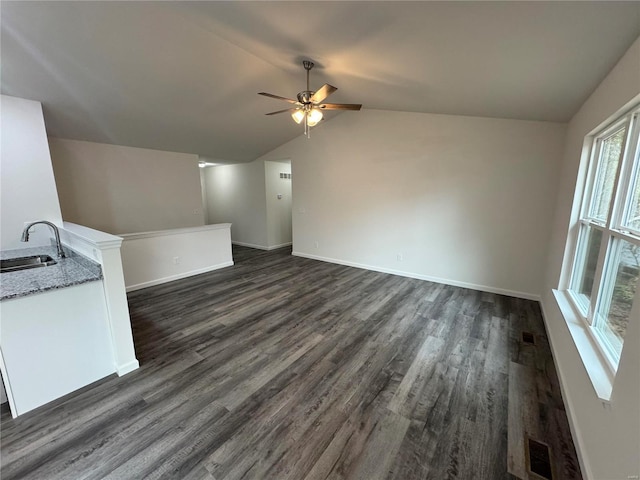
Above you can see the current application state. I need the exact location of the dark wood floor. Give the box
[1,245,581,480]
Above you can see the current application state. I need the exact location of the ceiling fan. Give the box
[259,60,362,137]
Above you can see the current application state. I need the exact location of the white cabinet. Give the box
[0,281,115,417]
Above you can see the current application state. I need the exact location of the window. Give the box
[567,105,640,371]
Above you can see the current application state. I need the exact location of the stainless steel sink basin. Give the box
[0,255,57,273]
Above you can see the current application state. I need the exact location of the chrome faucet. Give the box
[21,221,67,258]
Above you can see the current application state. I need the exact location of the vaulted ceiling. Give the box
[2,1,639,162]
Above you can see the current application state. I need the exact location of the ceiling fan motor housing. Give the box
[297,91,313,105]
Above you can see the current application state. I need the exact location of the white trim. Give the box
[539,297,594,480]
[62,222,123,249]
[125,261,234,292]
[0,349,18,418]
[266,242,292,250]
[232,241,292,251]
[292,251,540,301]
[119,223,231,241]
[552,290,614,401]
[566,103,640,371]
[116,359,140,376]
[232,241,269,250]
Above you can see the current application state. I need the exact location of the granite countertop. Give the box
[0,246,103,301]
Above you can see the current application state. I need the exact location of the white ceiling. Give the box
[2,1,639,162]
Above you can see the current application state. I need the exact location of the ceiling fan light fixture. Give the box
[306,108,323,127]
[291,109,306,124]
[260,60,361,137]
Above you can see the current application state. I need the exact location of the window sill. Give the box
[552,289,615,402]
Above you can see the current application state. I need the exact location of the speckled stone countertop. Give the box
[0,246,103,301]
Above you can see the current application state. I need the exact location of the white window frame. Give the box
[566,104,640,374]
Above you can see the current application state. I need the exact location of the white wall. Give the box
[541,37,640,479]
[265,160,292,248]
[259,110,566,298]
[1,95,63,250]
[203,161,268,248]
[120,224,233,291]
[49,138,205,235]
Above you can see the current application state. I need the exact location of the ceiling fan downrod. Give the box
[303,60,314,93]
[303,61,314,138]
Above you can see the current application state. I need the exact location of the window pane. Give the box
[588,128,626,222]
[623,156,640,232]
[571,225,603,304]
[594,239,639,357]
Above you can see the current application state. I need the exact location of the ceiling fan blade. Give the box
[310,84,337,104]
[318,103,362,111]
[258,92,299,104]
[265,108,298,116]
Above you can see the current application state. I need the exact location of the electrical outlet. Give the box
[193,208,200,215]
[397,254,403,261]
[173,256,180,265]
[314,241,319,249]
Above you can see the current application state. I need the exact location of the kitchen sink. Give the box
[0,255,57,273]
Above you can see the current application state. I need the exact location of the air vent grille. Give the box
[522,331,536,345]
[527,437,553,479]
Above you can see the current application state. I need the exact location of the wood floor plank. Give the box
[507,361,540,479]
[304,398,391,480]
[349,408,411,480]
[217,333,325,410]
[387,335,445,418]
[386,362,459,480]
[0,245,582,480]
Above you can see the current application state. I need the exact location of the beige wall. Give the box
[265,160,292,248]
[202,159,292,249]
[540,36,640,479]
[49,139,204,234]
[203,161,268,248]
[259,110,566,298]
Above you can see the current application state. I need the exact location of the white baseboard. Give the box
[116,359,140,376]
[292,251,540,301]
[232,241,291,251]
[538,299,593,480]
[267,242,292,250]
[125,261,234,292]
[232,241,269,250]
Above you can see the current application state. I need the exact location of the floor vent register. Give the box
[521,331,536,345]
[526,437,553,480]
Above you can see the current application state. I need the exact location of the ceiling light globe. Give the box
[306,108,323,127]
[291,110,305,124]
